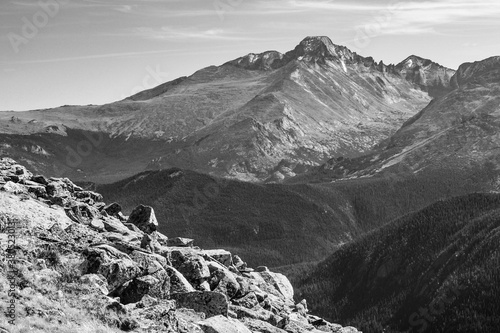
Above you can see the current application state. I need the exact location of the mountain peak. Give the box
[394,54,456,97]
[397,55,434,69]
[288,36,355,63]
[226,36,356,70]
[299,36,336,50]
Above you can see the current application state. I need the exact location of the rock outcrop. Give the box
[0,157,361,333]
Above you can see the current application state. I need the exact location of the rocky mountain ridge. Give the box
[0,36,454,183]
[0,157,361,333]
[301,55,500,185]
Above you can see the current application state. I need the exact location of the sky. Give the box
[1,0,499,111]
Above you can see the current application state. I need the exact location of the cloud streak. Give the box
[364,0,500,36]
[132,26,264,41]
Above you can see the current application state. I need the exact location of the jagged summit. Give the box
[227,36,358,70]
[294,36,338,56]
[397,54,430,68]
[286,36,355,63]
[396,54,450,71]
[393,54,456,97]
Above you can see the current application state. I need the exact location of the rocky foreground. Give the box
[0,157,360,333]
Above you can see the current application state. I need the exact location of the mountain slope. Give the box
[0,36,454,183]
[297,193,500,333]
[298,56,500,187]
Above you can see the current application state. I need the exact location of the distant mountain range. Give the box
[0,36,455,183]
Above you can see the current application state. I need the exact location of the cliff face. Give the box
[0,157,360,333]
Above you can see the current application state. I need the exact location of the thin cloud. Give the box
[133,27,262,41]
[2,49,188,65]
[352,0,500,36]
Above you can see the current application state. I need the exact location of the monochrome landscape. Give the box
[1,1,499,332]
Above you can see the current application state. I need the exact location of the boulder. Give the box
[20,179,42,187]
[90,219,106,232]
[295,299,308,316]
[151,231,169,246]
[172,291,229,318]
[48,223,72,243]
[64,223,105,246]
[241,318,287,333]
[171,250,210,286]
[288,312,309,325]
[74,190,103,202]
[127,205,158,234]
[80,273,109,295]
[123,222,143,233]
[0,159,33,182]
[167,237,194,247]
[135,294,160,308]
[258,271,294,301]
[203,249,233,267]
[101,232,129,243]
[46,180,72,200]
[26,185,47,198]
[102,217,132,235]
[166,266,196,294]
[102,202,122,216]
[232,292,259,309]
[283,319,316,333]
[308,316,343,332]
[1,181,27,194]
[65,202,100,225]
[230,305,282,326]
[129,250,169,272]
[207,261,240,299]
[233,255,248,271]
[339,327,362,333]
[198,315,252,333]
[140,233,161,253]
[31,175,49,185]
[81,245,141,291]
[115,275,169,304]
